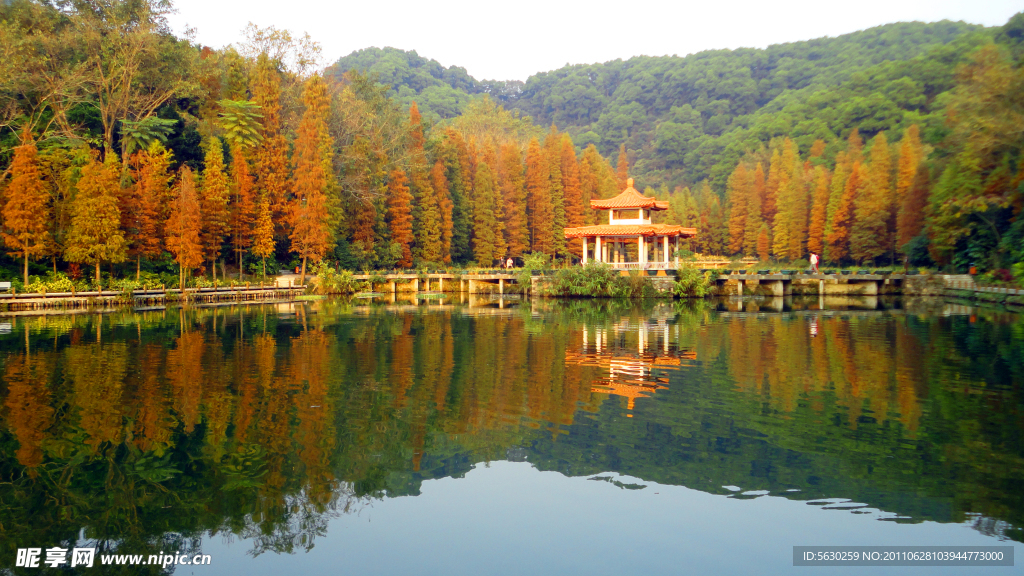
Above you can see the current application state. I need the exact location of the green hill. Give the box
[329,20,993,192]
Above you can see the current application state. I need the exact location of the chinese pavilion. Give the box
[564,178,697,269]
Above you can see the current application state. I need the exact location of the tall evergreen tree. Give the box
[616,143,629,189]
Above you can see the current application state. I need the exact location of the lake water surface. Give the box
[1,296,1022,574]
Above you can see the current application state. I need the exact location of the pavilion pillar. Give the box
[638,236,646,267]
[596,236,602,262]
[663,236,669,264]
[674,236,680,267]
[582,237,588,264]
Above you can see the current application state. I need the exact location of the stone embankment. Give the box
[0,284,306,314]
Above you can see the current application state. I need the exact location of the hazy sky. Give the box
[166,0,1022,81]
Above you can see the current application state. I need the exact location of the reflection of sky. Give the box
[203,461,1020,575]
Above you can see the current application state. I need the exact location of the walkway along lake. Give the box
[0,297,1020,574]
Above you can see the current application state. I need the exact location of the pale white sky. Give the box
[167,0,1022,81]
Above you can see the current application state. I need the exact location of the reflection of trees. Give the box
[0,302,1022,556]
[66,342,129,449]
[2,352,54,469]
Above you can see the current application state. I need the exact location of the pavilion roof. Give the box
[564,224,697,239]
[590,178,669,210]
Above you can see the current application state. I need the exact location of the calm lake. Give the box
[1,296,1022,575]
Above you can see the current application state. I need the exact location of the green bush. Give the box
[310,261,362,294]
[673,267,712,298]
[513,252,551,294]
[548,263,660,298]
[549,262,620,297]
[610,270,658,298]
[25,272,80,293]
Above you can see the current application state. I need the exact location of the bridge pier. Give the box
[499,278,504,295]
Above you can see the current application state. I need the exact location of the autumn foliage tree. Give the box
[165,167,203,288]
[230,143,256,274]
[121,142,167,280]
[289,74,336,285]
[200,138,231,279]
[2,131,51,286]
[525,138,552,255]
[386,168,414,267]
[726,163,750,255]
[65,156,127,284]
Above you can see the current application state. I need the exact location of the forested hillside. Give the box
[331,21,983,190]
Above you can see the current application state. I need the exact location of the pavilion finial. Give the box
[627,177,634,189]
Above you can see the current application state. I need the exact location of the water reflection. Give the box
[0,298,1021,568]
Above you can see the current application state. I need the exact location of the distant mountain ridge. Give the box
[329,19,1001,191]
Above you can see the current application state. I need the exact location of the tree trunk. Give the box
[137,254,141,281]
[95,262,101,285]
[300,256,307,286]
[262,258,266,280]
[23,253,29,289]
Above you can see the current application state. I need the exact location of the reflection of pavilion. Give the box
[567,320,695,415]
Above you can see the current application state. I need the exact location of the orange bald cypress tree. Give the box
[387,168,414,268]
[431,160,453,263]
[472,162,499,265]
[408,103,441,263]
[200,138,231,280]
[851,133,891,264]
[806,166,831,256]
[165,167,203,288]
[825,161,864,263]
[561,136,584,228]
[525,137,553,254]
[251,196,274,279]
[616,143,629,189]
[2,131,51,287]
[544,130,567,259]
[896,125,924,249]
[756,224,771,262]
[764,147,782,227]
[122,143,166,280]
[230,143,256,275]
[743,163,765,256]
[290,74,335,285]
[65,156,127,284]
[726,163,750,255]
[252,54,290,235]
[498,142,528,258]
[578,146,602,226]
